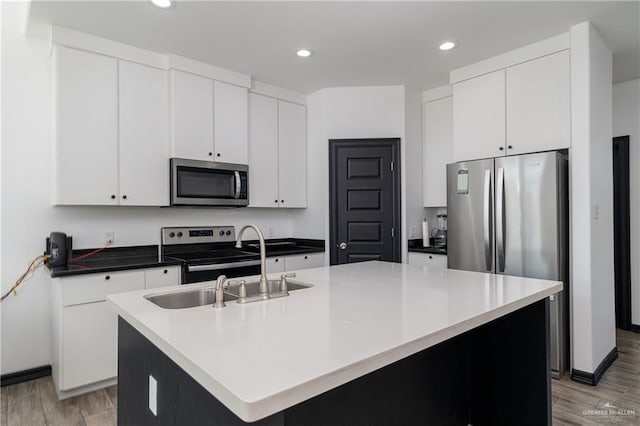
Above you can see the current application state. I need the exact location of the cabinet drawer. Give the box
[408,252,448,268]
[145,266,181,289]
[285,253,325,271]
[61,270,145,306]
[266,257,285,275]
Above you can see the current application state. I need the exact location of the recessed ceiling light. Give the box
[296,49,313,58]
[150,0,174,9]
[439,41,456,51]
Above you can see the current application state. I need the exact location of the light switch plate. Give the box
[149,375,157,416]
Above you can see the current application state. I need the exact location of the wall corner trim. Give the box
[570,346,618,386]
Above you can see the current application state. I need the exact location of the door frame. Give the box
[328,138,402,265]
[612,135,634,331]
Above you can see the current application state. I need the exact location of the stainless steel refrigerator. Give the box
[447,151,569,378]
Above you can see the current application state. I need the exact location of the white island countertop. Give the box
[108,261,562,422]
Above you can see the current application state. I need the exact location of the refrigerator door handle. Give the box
[496,167,505,272]
[483,169,492,271]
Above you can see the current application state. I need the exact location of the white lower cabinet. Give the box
[284,253,325,271]
[266,257,286,275]
[265,253,325,276]
[51,267,180,396]
[407,252,448,269]
[144,266,181,289]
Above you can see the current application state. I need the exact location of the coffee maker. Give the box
[432,213,447,248]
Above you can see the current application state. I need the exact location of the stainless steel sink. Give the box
[145,280,312,309]
[224,279,313,299]
[145,287,238,309]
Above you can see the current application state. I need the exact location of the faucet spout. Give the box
[236,224,269,295]
[213,275,227,308]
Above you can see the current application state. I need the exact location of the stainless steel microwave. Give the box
[170,158,248,207]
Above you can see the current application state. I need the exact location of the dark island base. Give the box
[118,299,550,426]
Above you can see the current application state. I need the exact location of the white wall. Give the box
[0,3,296,375]
[570,21,616,374]
[292,86,422,262]
[613,79,640,325]
[404,88,424,243]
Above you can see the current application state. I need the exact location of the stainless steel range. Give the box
[161,226,262,284]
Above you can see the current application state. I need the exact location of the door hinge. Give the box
[390,161,394,172]
[391,227,395,238]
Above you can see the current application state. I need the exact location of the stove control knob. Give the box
[226,230,231,236]
[177,232,183,238]
[169,232,175,238]
[219,230,225,236]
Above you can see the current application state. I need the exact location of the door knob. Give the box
[338,242,347,250]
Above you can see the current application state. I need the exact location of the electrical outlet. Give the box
[149,375,157,416]
[105,232,115,246]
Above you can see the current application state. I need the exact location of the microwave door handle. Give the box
[234,171,241,199]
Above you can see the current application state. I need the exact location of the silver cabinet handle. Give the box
[338,242,347,250]
[483,169,492,271]
[496,167,505,272]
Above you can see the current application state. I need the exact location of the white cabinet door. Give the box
[506,50,570,155]
[119,61,169,206]
[145,266,181,289]
[170,70,214,161]
[423,97,453,207]
[56,46,118,205]
[285,253,325,271]
[57,270,144,390]
[266,257,285,275]
[452,70,506,162]
[61,301,118,390]
[248,93,279,207]
[214,81,248,164]
[277,101,307,208]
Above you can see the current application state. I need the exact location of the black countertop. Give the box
[48,239,325,278]
[48,245,182,278]
[407,239,447,255]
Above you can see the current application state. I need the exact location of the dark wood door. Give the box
[329,138,401,265]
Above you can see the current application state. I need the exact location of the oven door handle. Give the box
[234,171,241,199]
[187,260,261,272]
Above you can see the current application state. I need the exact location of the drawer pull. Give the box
[105,275,111,280]
[163,269,168,274]
[429,256,433,259]
[304,256,308,260]
[275,258,279,263]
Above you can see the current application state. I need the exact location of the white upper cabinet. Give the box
[248,93,279,207]
[277,101,307,208]
[452,47,571,163]
[56,46,119,205]
[452,70,506,162]
[506,50,570,155]
[119,61,169,206]
[170,70,214,161]
[213,81,248,164]
[423,96,453,207]
[248,96,307,209]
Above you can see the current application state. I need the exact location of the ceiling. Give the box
[29,1,639,93]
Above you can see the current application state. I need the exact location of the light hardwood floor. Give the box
[1,329,638,425]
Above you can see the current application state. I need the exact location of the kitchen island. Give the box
[108,261,561,425]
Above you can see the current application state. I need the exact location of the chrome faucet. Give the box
[213,275,228,309]
[235,224,269,295]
